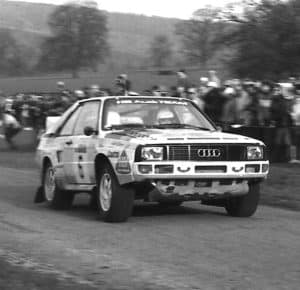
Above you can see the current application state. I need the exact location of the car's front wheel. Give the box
[43,162,74,210]
[96,162,134,222]
[225,183,260,217]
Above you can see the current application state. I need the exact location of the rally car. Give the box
[35,96,269,222]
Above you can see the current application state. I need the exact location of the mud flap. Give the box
[34,186,45,203]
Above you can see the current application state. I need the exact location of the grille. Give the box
[169,145,189,161]
[168,144,246,161]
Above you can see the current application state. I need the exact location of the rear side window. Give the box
[73,101,100,135]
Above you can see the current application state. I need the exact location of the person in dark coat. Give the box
[203,82,226,125]
[270,85,293,162]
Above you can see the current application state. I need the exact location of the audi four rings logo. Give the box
[197,148,221,158]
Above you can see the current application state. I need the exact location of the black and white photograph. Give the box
[0,0,299,289]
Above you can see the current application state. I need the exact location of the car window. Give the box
[102,98,215,131]
[73,101,100,135]
[59,106,82,136]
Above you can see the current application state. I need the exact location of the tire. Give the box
[96,162,134,222]
[89,188,98,210]
[43,162,74,210]
[225,183,260,217]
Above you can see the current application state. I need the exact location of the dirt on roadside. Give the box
[0,259,97,290]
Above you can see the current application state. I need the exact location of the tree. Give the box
[38,3,109,77]
[223,0,300,79]
[149,35,173,67]
[0,29,27,76]
[176,6,224,69]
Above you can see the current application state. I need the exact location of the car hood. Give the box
[104,128,264,145]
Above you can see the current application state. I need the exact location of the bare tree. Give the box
[0,29,27,76]
[38,3,109,77]
[176,6,224,69]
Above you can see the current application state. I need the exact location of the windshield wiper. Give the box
[151,123,213,131]
[105,123,146,130]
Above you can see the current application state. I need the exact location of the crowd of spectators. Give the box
[1,70,300,161]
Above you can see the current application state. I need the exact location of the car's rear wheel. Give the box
[43,162,74,210]
[97,162,134,222]
[225,183,260,217]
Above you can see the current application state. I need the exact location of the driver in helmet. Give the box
[156,109,176,125]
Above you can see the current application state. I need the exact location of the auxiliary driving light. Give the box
[155,165,174,174]
[262,164,269,173]
[138,164,153,174]
[245,164,260,173]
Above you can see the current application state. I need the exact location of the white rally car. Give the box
[35,96,269,222]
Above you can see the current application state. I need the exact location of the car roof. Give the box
[78,95,191,104]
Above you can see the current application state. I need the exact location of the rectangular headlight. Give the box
[247,146,263,160]
[141,146,164,161]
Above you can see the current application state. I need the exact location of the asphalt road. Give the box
[0,166,300,290]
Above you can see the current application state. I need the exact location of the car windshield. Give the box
[102,98,216,131]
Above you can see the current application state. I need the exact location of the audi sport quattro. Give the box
[35,96,269,222]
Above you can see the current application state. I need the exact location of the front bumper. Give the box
[132,161,269,180]
[131,161,269,199]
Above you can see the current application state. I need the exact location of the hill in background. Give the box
[0,0,182,71]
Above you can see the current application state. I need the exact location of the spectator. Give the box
[176,86,186,98]
[115,74,131,95]
[203,82,226,125]
[208,70,221,88]
[199,77,210,98]
[233,80,251,124]
[151,85,161,96]
[74,90,86,100]
[221,87,239,129]
[2,106,22,149]
[176,69,190,91]
[169,86,178,98]
[259,82,273,126]
[270,85,293,162]
[243,84,261,126]
[187,87,204,110]
[291,82,300,162]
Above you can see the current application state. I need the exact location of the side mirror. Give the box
[216,126,222,132]
[84,126,96,136]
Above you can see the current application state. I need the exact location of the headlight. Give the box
[247,146,263,160]
[141,146,164,161]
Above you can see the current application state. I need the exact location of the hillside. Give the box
[0,0,182,68]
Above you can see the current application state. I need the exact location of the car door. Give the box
[70,100,101,184]
[56,106,83,184]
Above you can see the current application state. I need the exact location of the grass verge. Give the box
[261,163,300,211]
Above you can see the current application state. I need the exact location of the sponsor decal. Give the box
[109,130,157,140]
[232,166,244,173]
[56,150,62,163]
[111,141,126,146]
[116,99,188,106]
[116,150,131,174]
[75,145,87,153]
